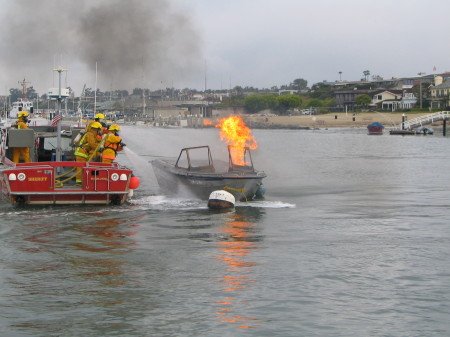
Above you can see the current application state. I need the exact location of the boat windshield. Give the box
[175,146,215,172]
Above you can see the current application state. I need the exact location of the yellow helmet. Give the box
[108,124,120,131]
[18,111,29,118]
[90,121,103,129]
[95,113,105,119]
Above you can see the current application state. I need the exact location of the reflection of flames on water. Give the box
[215,116,257,165]
[215,214,261,329]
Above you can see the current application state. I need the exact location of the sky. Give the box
[1,0,449,96]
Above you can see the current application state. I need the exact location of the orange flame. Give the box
[203,119,214,126]
[215,116,257,165]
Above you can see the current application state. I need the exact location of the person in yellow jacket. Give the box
[74,122,103,184]
[87,113,108,135]
[101,124,125,164]
[12,111,32,163]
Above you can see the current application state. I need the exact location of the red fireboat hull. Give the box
[0,160,135,206]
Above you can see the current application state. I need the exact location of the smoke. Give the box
[0,0,203,94]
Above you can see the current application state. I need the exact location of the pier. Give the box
[390,111,450,135]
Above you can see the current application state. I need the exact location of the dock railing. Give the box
[391,111,450,130]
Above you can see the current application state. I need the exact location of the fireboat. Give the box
[0,68,139,206]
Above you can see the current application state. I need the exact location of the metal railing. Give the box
[391,111,450,130]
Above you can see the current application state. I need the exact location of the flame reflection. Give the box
[215,211,262,329]
[203,119,214,126]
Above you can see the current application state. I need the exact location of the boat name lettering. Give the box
[91,177,108,181]
[28,177,48,182]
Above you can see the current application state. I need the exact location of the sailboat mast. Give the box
[94,62,97,115]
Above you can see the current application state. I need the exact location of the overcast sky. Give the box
[1,0,449,96]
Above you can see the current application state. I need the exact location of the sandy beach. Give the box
[243,112,432,129]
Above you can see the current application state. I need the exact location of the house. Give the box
[429,76,450,108]
[334,89,379,109]
[373,90,417,110]
[372,90,402,106]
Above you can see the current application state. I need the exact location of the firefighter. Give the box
[12,111,32,163]
[74,121,103,184]
[86,113,108,134]
[101,124,125,163]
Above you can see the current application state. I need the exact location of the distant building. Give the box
[429,76,450,108]
[380,91,417,110]
[334,89,379,109]
[278,90,298,95]
[372,90,403,108]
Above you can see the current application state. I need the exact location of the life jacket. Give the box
[74,133,90,159]
[74,132,102,159]
[102,135,122,160]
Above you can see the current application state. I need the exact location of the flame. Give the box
[215,116,257,165]
[203,119,214,126]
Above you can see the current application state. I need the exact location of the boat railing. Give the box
[228,146,256,173]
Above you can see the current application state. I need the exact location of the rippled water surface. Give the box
[1,126,450,336]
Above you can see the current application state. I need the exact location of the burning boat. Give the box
[152,145,266,201]
[151,116,266,201]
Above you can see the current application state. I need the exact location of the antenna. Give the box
[204,60,207,92]
[52,66,68,163]
[18,78,30,99]
[94,62,97,115]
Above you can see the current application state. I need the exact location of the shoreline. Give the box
[240,112,431,129]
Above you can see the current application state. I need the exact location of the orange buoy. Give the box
[129,175,140,190]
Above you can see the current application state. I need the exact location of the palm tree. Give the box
[363,70,370,81]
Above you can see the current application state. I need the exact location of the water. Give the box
[1,126,450,337]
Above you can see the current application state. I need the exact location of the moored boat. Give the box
[1,79,51,128]
[367,121,384,135]
[151,145,266,201]
[415,126,434,135]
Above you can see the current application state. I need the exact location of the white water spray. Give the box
[122,147,158,193]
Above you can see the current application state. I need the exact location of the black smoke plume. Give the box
[0,0,203,93]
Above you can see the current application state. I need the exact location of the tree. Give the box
[291,78,308,90]
[276,95,302,114]
[232,86,244,96]
[244,94,278,113]
[363,70,370,81]
[355,94,371,107]
[9,88,21,102]
[244,95,267,113]
[307,99,323,107]
[310,82,334,100]
[26,86,38,99]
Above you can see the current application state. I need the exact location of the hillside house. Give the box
[429,76,450,108]
[373,90,417,110]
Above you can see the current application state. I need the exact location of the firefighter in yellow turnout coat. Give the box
[101,124,125,163]
[87,113,108,135]
[12,111,32,163]
[74,122,103,184]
